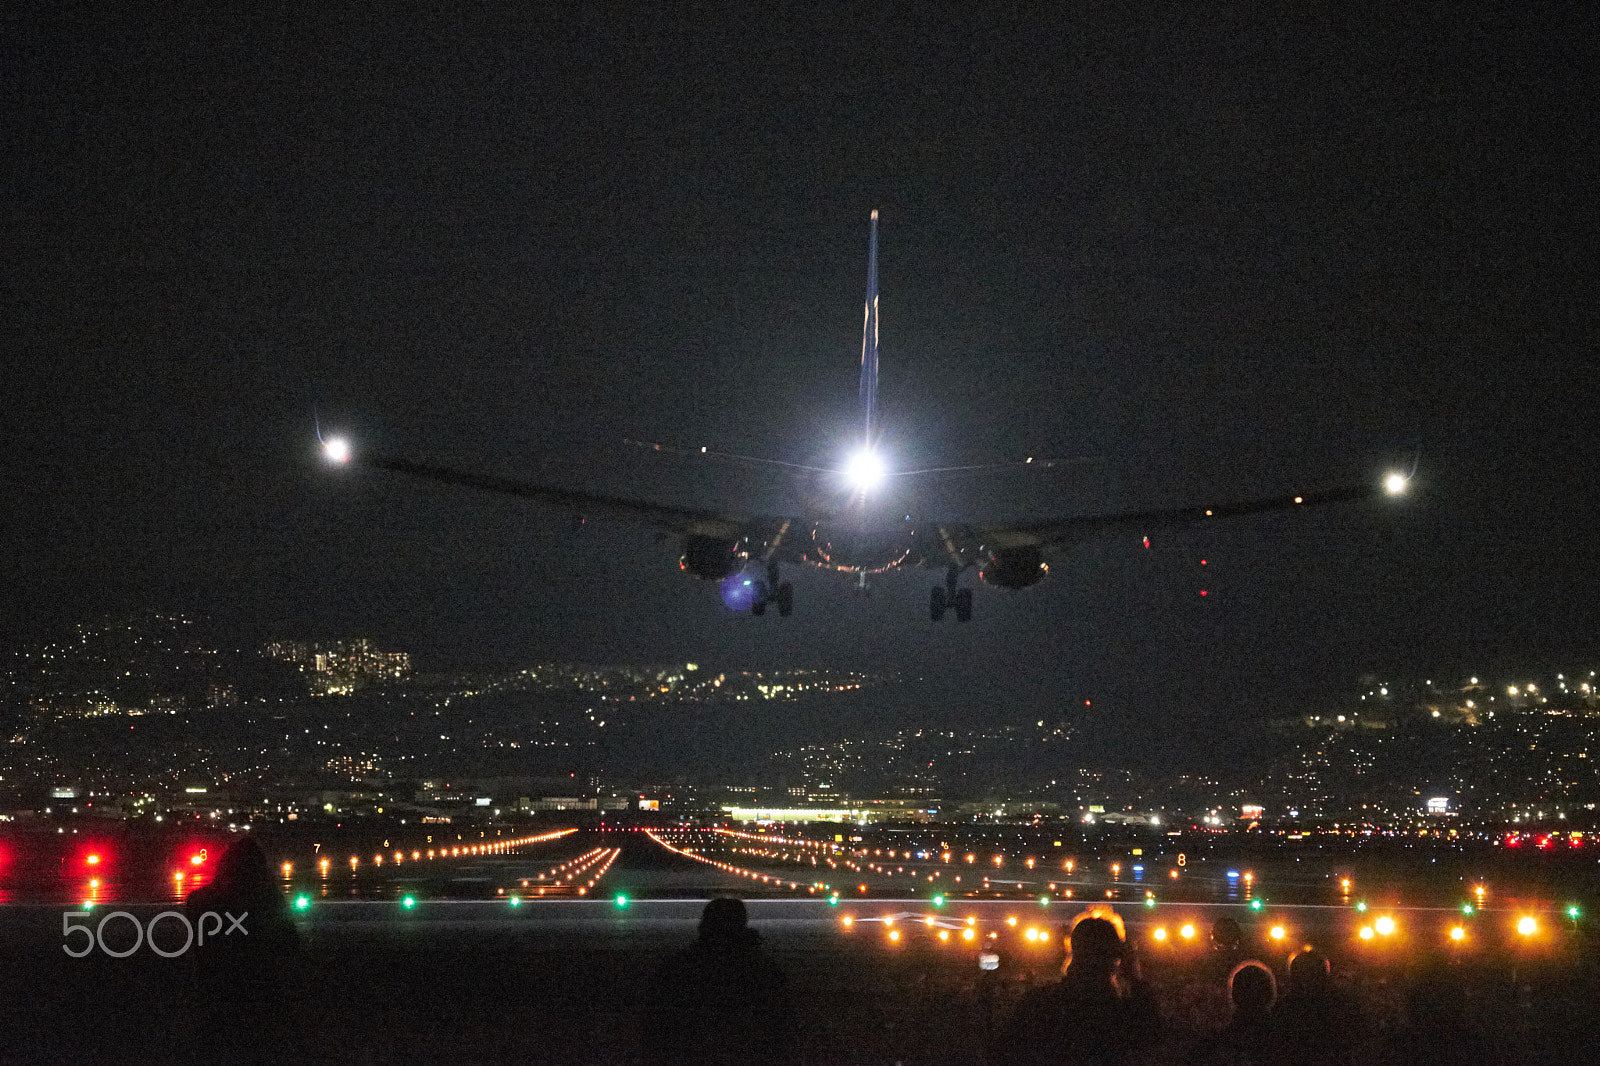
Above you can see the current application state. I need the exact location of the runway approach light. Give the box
[843,449,887,492]
[1384,471,1408,495]
[323,437,352,464]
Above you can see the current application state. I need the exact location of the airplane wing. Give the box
[970,478,1400,551]
[916,471,1409,593]
[341,451,787,542]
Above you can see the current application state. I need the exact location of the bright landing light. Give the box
[1384,471,1408,495]
[323,437,351,464]
[843,449,888,492]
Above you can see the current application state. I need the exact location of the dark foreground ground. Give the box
[3,897,1598,1066]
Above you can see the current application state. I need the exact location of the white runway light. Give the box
[1384,471,1408,495]
[324,437,352,464]
[844,449,887,492]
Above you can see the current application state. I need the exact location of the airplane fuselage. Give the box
[801,518,921,575]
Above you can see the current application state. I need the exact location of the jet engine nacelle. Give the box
[978,545,1047,589]
[679,535,746,580]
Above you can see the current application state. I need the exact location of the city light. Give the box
[323,437,351,463]
[1152,927,1168,942]
[1384,471,1408,495]
[1180,924,1196,940]
[1450,926,1466,942]
[1518,916,1537,936]
[1375,916,1395,936]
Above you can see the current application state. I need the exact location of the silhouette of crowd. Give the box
[166,866,1597,1065]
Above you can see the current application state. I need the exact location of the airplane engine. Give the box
[679,535,746,580]
[978,545,1047,589]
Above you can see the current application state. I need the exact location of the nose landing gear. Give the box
[931,569,972,622]
[751,565,794,618]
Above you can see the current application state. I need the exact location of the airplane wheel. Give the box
[954,588,973,623]
[776,582,794,617]
[930,586,946,622]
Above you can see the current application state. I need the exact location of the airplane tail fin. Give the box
[859,209,879,445]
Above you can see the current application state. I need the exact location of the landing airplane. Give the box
[321,211,1411,621]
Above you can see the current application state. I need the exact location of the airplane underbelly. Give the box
[804,522,918,574]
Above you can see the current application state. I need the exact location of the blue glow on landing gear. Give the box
[720,573,761,612]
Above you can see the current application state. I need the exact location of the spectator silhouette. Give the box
[1260,949,1364,1066]
[184,836,303,1057]
[639,897,796,1065]
[1382,967,1484,1066]
[1193,917,1249,1028]
[1184,961,1276,1065]
[991,915,1161,1066]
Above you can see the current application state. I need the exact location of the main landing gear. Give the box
[750,564,794,618]
[930,568,972,622]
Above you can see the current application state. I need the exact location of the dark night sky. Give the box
[4,6,1597,767]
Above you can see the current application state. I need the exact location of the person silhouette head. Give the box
[1286,948,1332,996]
[699,897,755,948]
[1066,916,1124,980]
[1228,961,1277,1020]
[1212,916,1243,953]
